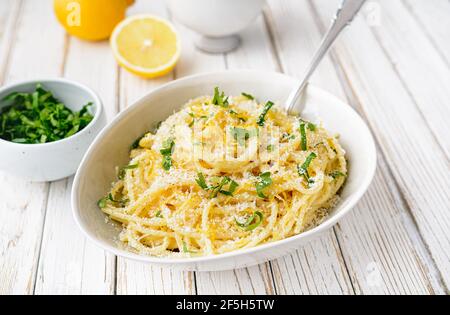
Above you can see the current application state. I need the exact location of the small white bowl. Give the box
[0,79,106,182]
[168,0,267,53]
[72,70,376,271]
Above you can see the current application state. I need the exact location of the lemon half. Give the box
[111,15,181,78]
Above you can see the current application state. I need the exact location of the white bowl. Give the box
[0,79,106,182]
[168,0,267,53]
[72,70,376,271]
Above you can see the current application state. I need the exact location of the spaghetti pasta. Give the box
[98,89,347,257]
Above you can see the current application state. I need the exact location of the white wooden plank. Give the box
[0,0,66,294]
[266,0,446,294]
[116,262,195,295]
[0,1,21,82]
[335,153,445,294]
[271,232,354,294]
[114,0,196,295]
[264,1,346,100]
[368,0,450,156]
[34,36,118,294]
[401,0,450,66]
[311,0,450,290]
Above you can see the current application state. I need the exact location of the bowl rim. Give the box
[0,78,103,147]
[72,70,377,265]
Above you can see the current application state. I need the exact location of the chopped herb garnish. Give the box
[195,172,208,190]
[235,211,263,231]
[256,172,272,198]
[314,142,324,148]
[257,101,274,126]
[182,242,196,253]
[267,144,275,152]
[188,112,195,127]
[160,137,175,171]
[210,176,231,198]
[230,127,258,146]
[118,163,139,180]
[220,179,239,196]
[108,193,128,207]
[131,133,146,150]
[281,133,295,141]
[299,123,307,151]
[155,210,163,218]
[307,122,316,131]
[241,92,255,100]
[152,121,162,134]
[188,113,207,127]
[196,172,239,198]
[297,153,317,185]
[162,155,172,171]
[0,84,94,144]
[229,110,247,122]
[212,87,229,108]
[330,171,346,179]
[97,196,108,208]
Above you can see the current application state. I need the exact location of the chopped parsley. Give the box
[97,196,108,208]
[188,113,207,127]
[131,133,146,150]
[0,84,94,144]
[330,171,346,179]
[98,193,128,208]
[155,210,163,218]
[297,153,317,186]
[220,180,239,196]
[241,92,255,100]
[160,137,175,171]
[118,163,139,180]
[229,110,247,122]
[299,123,307,151]
[267,144,275,152]
[153,121,162,134]
[108,193,128,207]
[257,101,274,126]
[235,211,264,231]
[256,172,272,198]
[182,242,196,253]
[230,127,258,146]
[299,120,316,150]
[195,172,239,198]
[212,87,229,108]
[307,122,317,131]
[195,172,208,190]
[281,133,295,141]
[209,176,232,198]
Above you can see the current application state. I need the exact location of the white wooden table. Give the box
[0,0,449,295]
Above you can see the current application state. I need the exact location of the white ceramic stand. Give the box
[195,34,241,54]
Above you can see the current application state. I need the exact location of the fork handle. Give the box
[286,0,367,115]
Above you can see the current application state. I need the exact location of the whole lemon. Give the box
[54,0,135,41]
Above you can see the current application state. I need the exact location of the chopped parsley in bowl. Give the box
[0,79,105,181]
[0,84,94,144]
